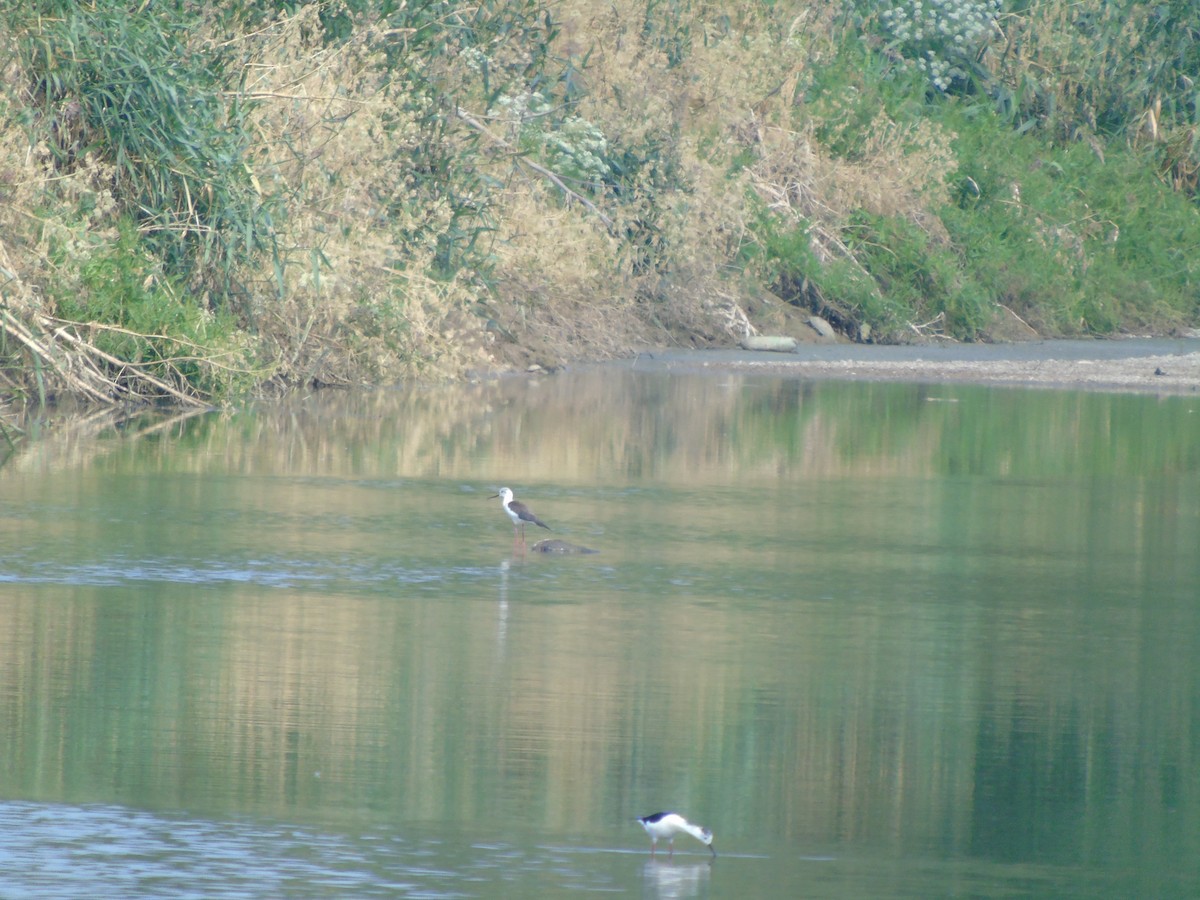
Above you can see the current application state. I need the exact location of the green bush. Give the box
[53,218,256,399]
[941,106,1200,334]
[846,211,988,337]
[9,0,275,299]
[744,199,907,340]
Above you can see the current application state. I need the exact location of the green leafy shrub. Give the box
[744,199,907,340]
[9,0,275,298]
[846,211,988,337]
[53,219,256,399]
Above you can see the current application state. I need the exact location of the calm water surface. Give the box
[1,368,1198,898]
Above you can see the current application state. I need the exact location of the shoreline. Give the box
[619,337,1200,395]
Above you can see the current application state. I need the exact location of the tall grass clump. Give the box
[990,0,1199,193]
[230,0,578,384]
[0,0,272,403]
[8,0,274,298]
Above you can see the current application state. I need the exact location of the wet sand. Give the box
[625,338,1200,395]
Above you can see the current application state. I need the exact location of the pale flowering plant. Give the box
[497,90,613,191]
[875,0,1002,92]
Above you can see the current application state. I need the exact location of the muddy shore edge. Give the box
[606,337,1200,395]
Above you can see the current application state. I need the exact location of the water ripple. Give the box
[0,555,500,590]
[0,802,478,899]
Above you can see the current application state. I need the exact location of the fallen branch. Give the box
[1,308,116,404]
[0,308,232,407]
[41,315,258,375]
[997,303,1037,334]
[47,321,210,407]
[909,311,957,340]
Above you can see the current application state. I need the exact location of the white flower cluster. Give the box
[497,91,611,188]
[879,0,1000,91]
[460,45,489,74]
[496,90,555,124]
[544,116,611,186]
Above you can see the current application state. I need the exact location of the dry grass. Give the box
[485,183,640,357]
[0,36,114,318]
[480,0,823,358]
[747,112,958,264]
[235,7,493,385]
[502,0,960,356]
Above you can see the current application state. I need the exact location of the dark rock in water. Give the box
[529,539,599,555]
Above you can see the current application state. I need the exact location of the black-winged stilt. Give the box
[490,487,551,545]
[636,812,716,858]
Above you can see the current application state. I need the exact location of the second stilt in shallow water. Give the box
[636,812,716,858]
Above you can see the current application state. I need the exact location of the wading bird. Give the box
[636,812,716,858]
[490,487,551,545]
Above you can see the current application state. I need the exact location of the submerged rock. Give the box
[529,539,599,555]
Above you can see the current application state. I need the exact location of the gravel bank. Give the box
[630,338,1200,394]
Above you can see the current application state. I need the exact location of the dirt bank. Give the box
[620,337,1200,395]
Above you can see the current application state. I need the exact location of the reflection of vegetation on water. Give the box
[10,372,1191,481]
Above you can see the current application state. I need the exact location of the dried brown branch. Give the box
[0,308,223,407]
[41,315,258,375]
[1,308,116,404]
[48,322,210,407]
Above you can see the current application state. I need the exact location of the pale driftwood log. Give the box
[740,335,798,352]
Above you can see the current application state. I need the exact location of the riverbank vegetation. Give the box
[0,0,1196,408]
